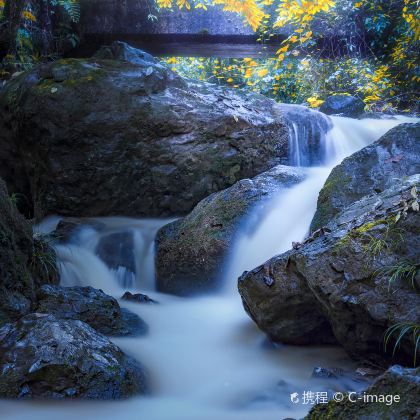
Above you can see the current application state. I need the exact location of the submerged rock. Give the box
[311,122,420,231]
[320,94,365,117]
[239,175,420,365]
[156,165,306,296]
[0,42,293,220]
[36,285,147,336]
[0,178,57,327]
[121,291,158,304]
[306,365,420,419]
[0,313,147,399]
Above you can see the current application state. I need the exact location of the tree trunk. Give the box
[7,0,27,55]
[39,0,52,56]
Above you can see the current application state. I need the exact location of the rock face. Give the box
[0,42,290,220]
[156,165,306,295]
[36,285,147,336]
[0,178,57,327]
[0,313,147,399]
[320,94,365,117]
[306,365,420,419]
[311,122,420,232]
[239,175,420,365]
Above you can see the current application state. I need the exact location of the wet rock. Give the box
[320,94,365,117]
[311,122,420,231]
[0,42,292,220]
[239,175,420,364]
[36,285,147,336]
[96,231,136,272]
[0,178,57,327]
[306,365,420,419]
[54,217,105,242]
[156,165,306,296]
[277,104,332,166]
[0,313,147,399]
[311,367,342,379]
[121,291,158,304]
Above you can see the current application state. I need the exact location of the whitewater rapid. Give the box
[2,114,417,420]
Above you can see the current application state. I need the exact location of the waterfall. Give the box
[16,113,417,420]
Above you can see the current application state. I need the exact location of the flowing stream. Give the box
[1,114,417,420]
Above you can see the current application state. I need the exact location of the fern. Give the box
[58,0,81,23]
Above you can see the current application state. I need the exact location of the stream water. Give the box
[1,114,417,420]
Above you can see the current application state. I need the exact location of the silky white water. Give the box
[1,115,417,420]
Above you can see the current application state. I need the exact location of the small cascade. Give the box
[225,114,418,285]
[279,104,332,166]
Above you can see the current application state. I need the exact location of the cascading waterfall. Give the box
[3,114,417,420]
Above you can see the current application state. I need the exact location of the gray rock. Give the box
[306,365,420,419]
[0,313,147,399]
[311,122,420,232]
[36,285,147,336]
[239,175,420,364]
[156,165,306,296]
[320,94,365,117]
[0,43,292,220]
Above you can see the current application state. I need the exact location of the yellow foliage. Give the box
[257,68,268,77]
[22,10,37,22]
[307,96,324,108]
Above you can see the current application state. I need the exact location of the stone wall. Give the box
[80,0,254,36]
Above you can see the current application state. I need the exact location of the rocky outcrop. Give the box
[156,165,306,296]
[0,313,147,399]
[320,94,365,117]
[311,122,420,232]
[0,178,57,327]
[36,285,147,336]
[239,175,420,365]
[306,365,420,419]
[0,42,291,220]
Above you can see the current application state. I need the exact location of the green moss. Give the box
[310,169,352,231]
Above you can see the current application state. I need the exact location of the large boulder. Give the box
[0,313,147,399]
[0,178,57,327]
[0,42,291,220]
[36,285,147,336]
[320,94,365,117]
[239,175,420,365]
[306,365,420,419]
[311,122,420,232]
[156,165,306,295]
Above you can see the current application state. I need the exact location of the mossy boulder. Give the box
[239,175,420,365]
[0,178,57,327]
[311,122,420,232]
[0,42,292,220]
[306,365,420,419]
[156,165,306,295]
[0,313,147,399]
[36,285,147,336]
